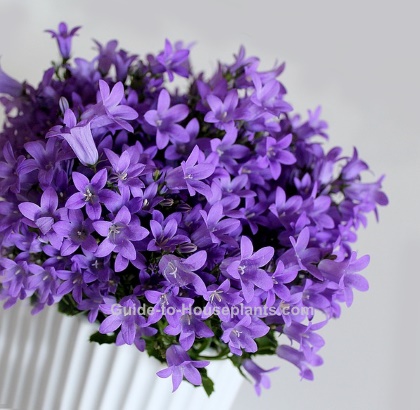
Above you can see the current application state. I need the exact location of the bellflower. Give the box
[18,187,62,235]
[93,206,149,271]
[53,209,98,256]
[243,359,279,396]
[82,80,138,132]
[104,148,145,197]
[144,89,189,149]
[204,90,241,130]
[0,64,23,97]
[158,252,207,295]
[66,169,119,220]
[165,145,215,200]
[221,316,269,355]
[99,296,142,345]
[258,134,296,180]
[165,313,214,350]
[65,121,99,166]
[226,236,274,302]
[46,22,81,59]
[156,345,209,392]
[156,39,191,81]
[0,23,387,396]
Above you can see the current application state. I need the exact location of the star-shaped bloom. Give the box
[82,80,138,132]
[156,39,191,81]
[144,89,189,149]
[158,251,207,294]
[66,169,119,220]
[226,236,274,302]
[93,206,149,271]
[147,211,189,252]
[19,187,62,236]
[156,345,209,391]
[99,296,142,345]
[165,145,215,200]
[258,134,296,180]
[0,141,37,194]
[318,252,370,306]
[204,90,241,130]
[221,316,269,355]
[164,313,214,350]
[202,279,243,322]
[53,209,98,256]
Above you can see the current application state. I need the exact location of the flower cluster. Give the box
[0,23,387,396]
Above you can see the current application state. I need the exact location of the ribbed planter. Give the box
[0,302,243,410]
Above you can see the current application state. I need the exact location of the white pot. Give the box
[0,302,243,410]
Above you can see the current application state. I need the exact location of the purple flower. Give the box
[147,211,189,252]
[99,296,141,345]
[281,322,325,361]
[77,288,111,323]
[199,202,241,245]
[0,142,37,194]
[104,148,145,197]
[53,209,98,256]
[24,139,71,188]
[226,236,274,302]
[0,64,22,96]
[221,316,269,355]
[46,22,81,59]
[265,260,298,307]
[94,39,118,74]
[165,313,214,350]
[0,256,41,300]
[66,169,119,220]
[282,227,323,280]
[57,110,99,166]
[132,322,158,352]
[55,266,85,304]
[243,359,278,396]
[158,252,207,294]
[318,252,370,306]
[145,286,194,326]
[250,74,292,115]
[71,251,112,285]
[210,127,249,173]
[27,266,67,312]
[156,39,190,81]
[144,89,189,149]
[0,28,388,395]
[202,279,243,322]
[82,80,138,132]
[156,345,209,391]
[276,344,323,380]
[204,90,241,130]
[165,145,215,200]
[258,134,296,180]
[93,206,149,271]
[18,187,62,235]
[341,148,369,180]
[268,187,302,221]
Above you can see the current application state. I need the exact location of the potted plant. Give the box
[0,22,387,409]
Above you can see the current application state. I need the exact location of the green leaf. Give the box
[199,368,215,397]
[57,294,80,316]
[89,331,117,345]
[255,331,278,355]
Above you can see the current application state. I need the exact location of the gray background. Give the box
[0,0,419,409]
